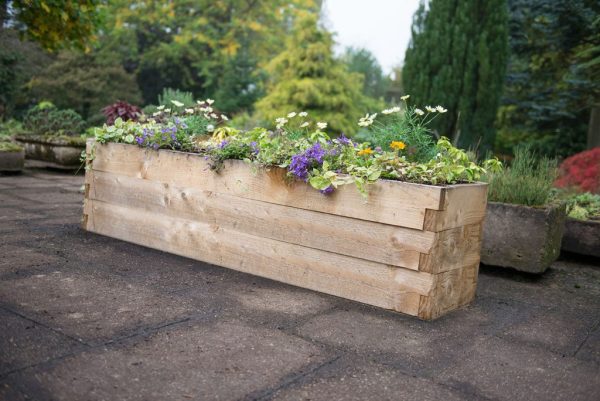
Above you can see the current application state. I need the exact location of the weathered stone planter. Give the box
[0,149,25,172]
[82,142,489,320]
[481,202,566,273]
[16,135,85,169]
[562,218,600,258]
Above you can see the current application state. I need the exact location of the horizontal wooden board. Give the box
[87,170,440,269]
[84,200,438,315]
[90,143,450,229]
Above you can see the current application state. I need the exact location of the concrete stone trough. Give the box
[481,202,566,273]
[16,134,85,169]
[0,148,25,172]
[562,218,600,258]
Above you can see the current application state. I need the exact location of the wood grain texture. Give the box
[82,142,488,319]
[90,142,448,229]
[418,223,483,274]
[424,184,488,232]
[87,170,438,269]
[85,199,428,315]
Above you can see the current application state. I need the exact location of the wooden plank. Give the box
[85,199,435,315]
[90,143,446,229]
[423,184,488,232]
[418,223,483,274]
[417,263,479,320]
[87,170,437,269]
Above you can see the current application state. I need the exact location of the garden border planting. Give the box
[83,141,488,320]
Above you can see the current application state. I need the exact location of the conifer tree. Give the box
[255,14,368,135]
[403,0,509,151]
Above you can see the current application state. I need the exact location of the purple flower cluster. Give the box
[250,141,259,155]
[289,142,326,181]
[320,185,334,195]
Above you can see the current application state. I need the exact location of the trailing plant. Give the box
[564,192,600,220]
[22,102,86,136]
[102,101,142,125]
[485,146,557,206]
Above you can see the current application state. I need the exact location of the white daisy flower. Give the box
[299,112,308,117]
[157,105,165,111]
[206,99,214,105]
[287,112,297,118]
[317,122,327,130]
[171,100,184,107]
[436,105,447,113]
[221,115,228,121]
[184,108,194,114]
[415,108,425,116]
[206,124,215,132]
[425,105,436,113]
[401,95,410,101]
[300,122,309,128]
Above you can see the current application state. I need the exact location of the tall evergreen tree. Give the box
[403,0,509,151]
[254,14,368,135]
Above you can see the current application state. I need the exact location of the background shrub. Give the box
[22,102,86,136]
[555,147,600,194]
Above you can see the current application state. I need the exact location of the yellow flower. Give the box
[357,147,374,156]
[390,141,406,151]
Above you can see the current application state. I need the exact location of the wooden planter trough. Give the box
[82,142,488,320]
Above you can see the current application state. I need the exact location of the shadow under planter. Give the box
[562,218,600,258]
[16,135,85,169]
[481,202,566,273]
[0,149,25,172]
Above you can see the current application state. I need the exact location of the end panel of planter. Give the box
[83,143,488,320]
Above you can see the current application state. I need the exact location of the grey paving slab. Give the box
[271,356,468,401]
[8,320,325,401]
[0,309,83,376]
[0,268,221,345]
[1,169,599,401]
[437,336,600,401]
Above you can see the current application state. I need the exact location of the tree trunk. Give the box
[588,107,600,149]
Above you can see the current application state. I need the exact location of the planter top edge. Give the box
[97,142,488,191]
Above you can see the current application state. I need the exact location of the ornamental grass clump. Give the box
[91,97,501,197]
[485,146,557,207]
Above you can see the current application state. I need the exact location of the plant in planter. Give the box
[84,98,500,320]
[560,192,600,258]
[16,102,88,168]
[101,101,142,125]
[482,146,565,273]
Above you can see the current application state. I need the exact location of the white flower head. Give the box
[206,124,215,132]
[157,105,165,111]
[275,117,288,129]
[210,113,218,119]
[164,108,171,113]
[425,105,436,113]
[184,108,194,114]
[401,95,410,101]
[436,105,447,113]
[221,115,228,121]
[415,108,425,116]
[287,112,297,118]
[391,106,401,113]
[196,100,204,105]
[171,100,184,108]
[299,112,308,117]
[206,99,214,105]
[317,122,327,130]
[152,111,161,117]
[300,122,309,128]
[381,108,393,115]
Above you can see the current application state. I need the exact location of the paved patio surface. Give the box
[1,169,599,401]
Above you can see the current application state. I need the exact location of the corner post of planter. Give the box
[81,138,96,231]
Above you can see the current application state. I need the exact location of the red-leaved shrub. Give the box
[102,101,142,125]
[555,147,600,193]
